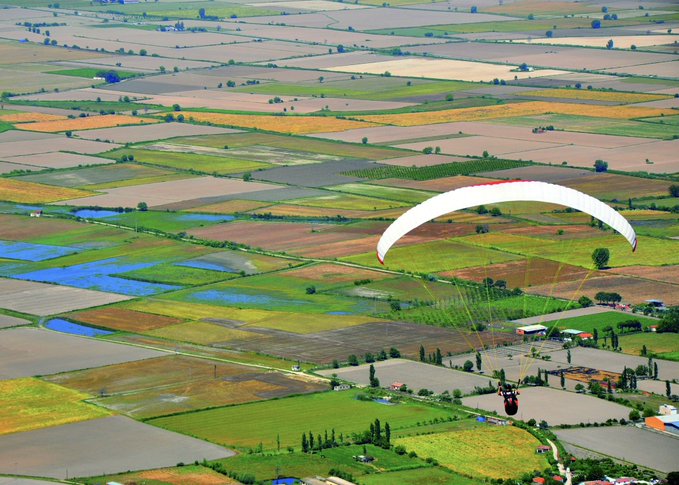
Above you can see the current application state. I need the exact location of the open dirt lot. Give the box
[225,321,519,364]
[462,386,630,425]
[4,152,113,170]
[73,123,238,144]
[0,132,118,158]
[0,416,233,479]
[528,275,679,308]
[609,265,679,285]
[512,35,679,50]
[318,359,491,394]
[0,327,163,380]
[327,57,566,83]
[0,314,30,329]
[556,426,679,473]
[0,278,132,316]
[56,176,279,208]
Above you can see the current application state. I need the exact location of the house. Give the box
[660,404,677,415]
[561,329,592,341]
[645,299,665,309]
[354,454,374,463]
[390,381,404,391]
[516,324,547,336]
[533,478,546,485]
[30,210,42,217]
[333,384,351,392]
[536,445,551,454]
[553,476,564,483]
[645,414,679,434]
[487,416,510,426]
[579,333,593,340]
[614,478,636,485]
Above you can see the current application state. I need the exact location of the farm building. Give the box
[536,445,551,454]
[660,404,677,415]
[516,324,547,336]
[390,381,405,391]
[645,414,679,434]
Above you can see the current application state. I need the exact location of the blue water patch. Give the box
[374,398,395,406]
[192,289,308,307]
[73,209,121,219]
[0,240,81,262]
[176,214,235,222]
[13,258,181,296]
[327,311,353,316]
[45,318,113,337]
[175,260,237,273]
[15,204,43,212]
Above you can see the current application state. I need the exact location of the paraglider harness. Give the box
[498,382,520,416]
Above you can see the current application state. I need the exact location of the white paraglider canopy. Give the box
[377,180,637,264]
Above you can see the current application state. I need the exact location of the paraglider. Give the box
[376,180,638,416]
[376,180,637,265]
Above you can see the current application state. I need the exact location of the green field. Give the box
[618,333,679,360]
[7,99,165,114]
[146,321,255,345]
[345,239,522,273]
[236,77,476,101]
[105,211,233,233]
[552,311,658,334]
[329,183,437,204]
[495,114,677,140]
[16,164,174,188]
[461,233,679,268]
[395,424,547,479]
[345,159,532,180]
[361,467,483,485]
[119,263,234,286]
[49,68,139,80]
[209,444,431,482]
[148,390,453,449]
[102,147,271,175]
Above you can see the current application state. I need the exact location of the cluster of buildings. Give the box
[515,324,592,341]
[645,404,679,434]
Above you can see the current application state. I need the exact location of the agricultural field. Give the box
[0,377,109,435]
[148,389,453,450]
[395,423,547,479]
[0,0,677,481]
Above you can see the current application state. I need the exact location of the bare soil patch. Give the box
[609,265,679,285]
[68,308,183,332]
[73,123,237,144]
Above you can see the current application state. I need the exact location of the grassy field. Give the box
[520,89,670,104]
[148,390,452,450]
[328,183,437,204]
[49,68,139,80]
[551,311,658,334]
[286,192,408,211]
[17,163,176,189]
[462,233,679,268]
[345,239,522,273]
[0,377,109,435]
[68,307,183,332]
[146,321,256,345]
[0,178,92,203]
[102,147,271,175]
[119,263,234,286]
[236,78,475,101]
[618,333,679,361]
[395,424,547,479]
[345,159,531,180]
[362,467,482,485]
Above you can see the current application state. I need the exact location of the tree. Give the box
[302,432,309,453]
[226,80,236,88]
[591,19,601,29]
[137,201,148,212]
[139,48,147,56]
[463,360,474,372]
[475,352,482,371]
[578,295,593,308]
[667,472,679,485]
[670,185,679,197]
[594,159,608,172]
[658,307,679,333]
[365,352,375,363]
[419,345,425,362]
[305,285,316,294]
[435,348,443,366]
[389,347,401,358]
[667,380,672,398]
[567,349,571,364]
[242,172,252,182]
[347,354,359,366]
[592,247,610,269]
[606,39,614,49]
[470,6,477,13]
[369,364,380,388]
[560,371,565,388]
[337,44,345,53]
[546,30,553,38]
[361,137,368,144]
[390,300,401,312]
[198,7,206,18]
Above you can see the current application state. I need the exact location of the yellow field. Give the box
[126,300,376,334]
[0,378,110,435]
[0,178,93,203]
[522,89,670,104]
[0,112,67,123]
[16,114,160,132]
[395,425,547,479]
[183,112,376,134]
[359,101,678,126]
[146,321,255,345]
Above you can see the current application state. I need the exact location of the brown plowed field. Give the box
[609,265,679,285]
[443,258,593,288]
[284,263,391,284]
[0,214,81,241]
[68,308,183,332]
[528,275,679,306]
